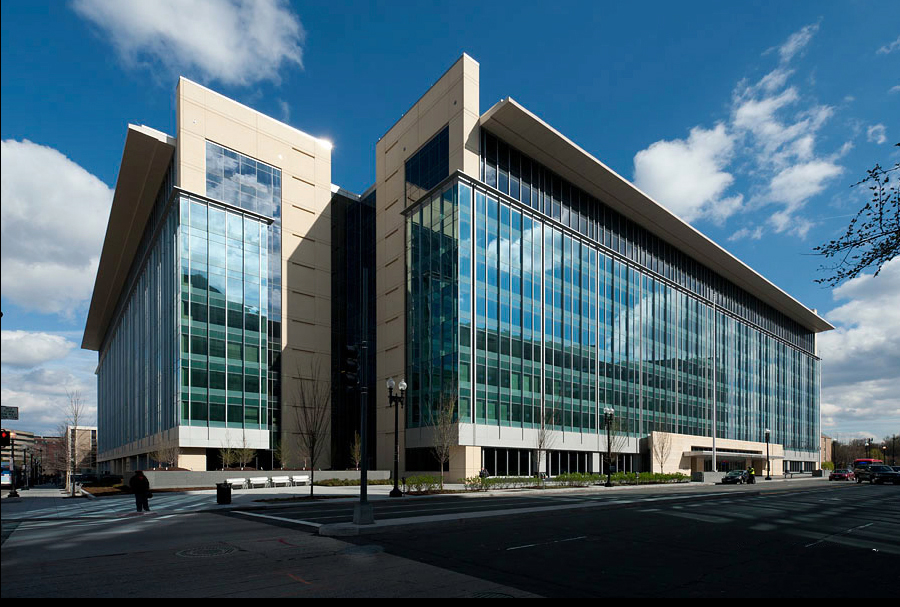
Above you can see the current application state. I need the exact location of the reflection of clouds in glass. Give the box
[205,141,280,217]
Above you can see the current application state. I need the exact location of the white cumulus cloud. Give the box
[866,124,887,145]
[1,139,112,317]
[633,123,742,224]
[72,0,305,87]
[1,331,77,368]
[819,258,900,436]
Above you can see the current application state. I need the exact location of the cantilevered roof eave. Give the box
[479,98,834,334]
[82,124,176,351]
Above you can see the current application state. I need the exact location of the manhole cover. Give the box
[176,545,238,558]
[470,592,514,598]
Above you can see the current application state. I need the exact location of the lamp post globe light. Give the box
[765,428,771,480]
[603,407,615,488]
[387,378,407,498]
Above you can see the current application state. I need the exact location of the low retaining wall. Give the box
[130,470,391,489]
[692,471,726,483]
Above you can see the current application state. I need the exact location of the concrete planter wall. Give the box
[130,469,391,489]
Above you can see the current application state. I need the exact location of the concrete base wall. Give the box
[130,469,391,489]
[692,471,726,483]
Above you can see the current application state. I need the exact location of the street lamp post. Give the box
[387,378,407,498]
[603,407,615,488]
[765,429,771,480]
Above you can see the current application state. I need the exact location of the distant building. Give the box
[67,426,98,475]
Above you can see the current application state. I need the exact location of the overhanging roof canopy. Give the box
[82,125,175,351]
[479,98,834,334]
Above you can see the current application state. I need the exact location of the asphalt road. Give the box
[2,480,898,597]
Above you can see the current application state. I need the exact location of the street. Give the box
[2,480,898,597]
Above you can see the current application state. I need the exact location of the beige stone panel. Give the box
[285,318,329,351]
[292,151,317,185]
[418,95,452,143]
[462,110,481,177]
[287,289,316,322]
[204,111,258,158]
[179,131,206,185]
[316,241,332,270]
[180,165,206,198]
[178,77,206,104]
[314,184,333,216]
[283,175,316,210]
[202,89,258,130]
[287,260,317,292]
[256,135,294,173]
[177,449,207,472]
[382,255,404,295]
[282,203,318,239]
[281,347,323,379]
[315,138,333,159]
[449,445,480,481]
[180,99,207,138]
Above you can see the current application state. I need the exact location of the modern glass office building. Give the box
[380,55,832,479]
[85,57,831,478]
[84,79,334,473]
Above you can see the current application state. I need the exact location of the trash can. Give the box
[216,482,232,505]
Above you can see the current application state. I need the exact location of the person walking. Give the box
[130,470,151,513]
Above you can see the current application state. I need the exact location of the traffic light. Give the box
[343,344,360,387]
[0,429,10,448]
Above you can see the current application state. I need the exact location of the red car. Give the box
[829,469,855,481]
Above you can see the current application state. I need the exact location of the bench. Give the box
[270,476,292,487]
[248,477,270,488]
[226,478,248,489]
[292,475,310,486]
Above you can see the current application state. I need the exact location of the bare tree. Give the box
[534,407,561,482]
[289,360,331,496]
[151,443,180,470]
[235,431,256,470]
[350,431,362,471]
[815,147,900,287]
[219,439,239,470]
[652,431,673,474]
[59,389,87,497]
[431,391,457,490]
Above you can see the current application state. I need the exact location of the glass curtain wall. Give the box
[97,163,177,454]
[178,196,268,430]
[204,142,282,445]
[407,172,819,455]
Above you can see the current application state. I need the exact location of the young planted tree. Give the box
[652,430,673,474]
[431,391,457,490]
[151,443,181,470]
[219,437,239,470]
[350,431,362,471]
[534,407,561,482]
[59,389,87,497]
[236,432,257,470]
[289,359,331,496]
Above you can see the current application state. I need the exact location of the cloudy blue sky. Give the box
[1,1,898,444]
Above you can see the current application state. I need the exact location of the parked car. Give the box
[860,465,900,485]
[829,469,855,481]
[722,470,749,484]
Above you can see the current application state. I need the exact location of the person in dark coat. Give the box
[130,470,151,513]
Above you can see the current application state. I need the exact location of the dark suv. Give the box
[855,464,900,485]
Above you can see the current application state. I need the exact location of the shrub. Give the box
[405,475,441,493]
